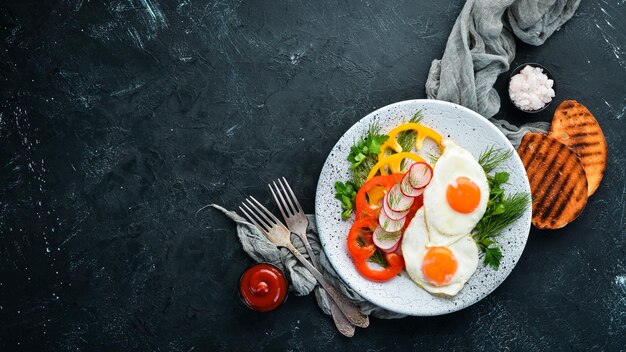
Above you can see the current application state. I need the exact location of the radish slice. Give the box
[379,209,405,232]
[408,162,433,189]
[386,184,414,212]
[400,171,425,197]
[383,192,410,220]
[373,227,402,252]
[381,238,401,253]
[395,242,403,256]
[401,159,415,173]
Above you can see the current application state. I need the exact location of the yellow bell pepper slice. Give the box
[378,122,444,159]
[366,152,425,180]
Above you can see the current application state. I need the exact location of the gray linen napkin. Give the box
[212,204,402,318]
[215,0,581,320]
[426,0,580,146]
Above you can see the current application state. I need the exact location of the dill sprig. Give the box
[473,193,530,269]
[426,151,440,165]
[376,230,401,242]
[472,168,530,269]
[478,147,514,174]
[356,233,391,267]
[396,111,424,152]
[368,249,388,267]
[471,147,530,269]
[476,193,530,239]
[356,236,365,247]
[352,157,377,189]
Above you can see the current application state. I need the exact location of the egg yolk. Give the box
[446,176,481,213]
[421,246,458,286]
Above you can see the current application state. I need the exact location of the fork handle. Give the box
[285,243,369,328]
[330,298,356,337]
[295,233,356,337]
[301,238,320,270]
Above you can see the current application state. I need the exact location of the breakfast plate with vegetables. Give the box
[315,99,532,316]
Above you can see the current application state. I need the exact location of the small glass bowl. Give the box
[238,263,289,313]
[508,63,556,114]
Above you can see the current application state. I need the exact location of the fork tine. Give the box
[269,181,290,220]
[239,205,269,235]
[276,178,297,215]
[243,198,274,229]
[240,202,268,229]
[280,177,303,213]
[249,196,281,225]
[275,180,295,216]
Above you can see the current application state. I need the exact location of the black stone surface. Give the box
[1,0,625,350]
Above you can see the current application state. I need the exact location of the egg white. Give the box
[423,139,489,238]
[424,207,467,247]
[402,208,479,296]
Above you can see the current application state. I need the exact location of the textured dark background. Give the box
[1,0,625,350]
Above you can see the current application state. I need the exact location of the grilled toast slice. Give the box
[549,100,607,196]
[518,133,588,229]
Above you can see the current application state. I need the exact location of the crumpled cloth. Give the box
[425,0,580,147]
[212,204,403,318]
[214,0,581,320]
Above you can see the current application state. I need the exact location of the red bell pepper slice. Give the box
[347,218,378,259]
[347,218,405,282]
[354,174,404,221]
[353,252,404,282]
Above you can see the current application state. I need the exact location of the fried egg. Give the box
[402,208,479,296]
[424,207,466,247]
[423,139,488,240]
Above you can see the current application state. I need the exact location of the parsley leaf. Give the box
[348,132,388,170]
[334,181,357,219]
[348,125,389,187]
[493,172,509,184]
[482,246,503,269]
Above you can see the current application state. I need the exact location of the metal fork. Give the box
[269,177,361,336]
[239,196,369,328]
[268,178,319,268]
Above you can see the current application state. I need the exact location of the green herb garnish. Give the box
[387,188,402,209]
[336,113,428,217]
[376,230,401,241]
[473,191,530,269]
[472,150,530,270]
[426,151,440,165]
[396,111,424,153]
[409,171,421,188]
[368,249,388,267]
[348,124,388,170]
[356,236,365,247]
[334,181,357,219]
[348,124,388,188]
[478,147,514,174]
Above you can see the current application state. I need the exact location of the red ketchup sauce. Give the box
[239,263,288,312]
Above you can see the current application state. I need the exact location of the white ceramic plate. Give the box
[315,99,532,316]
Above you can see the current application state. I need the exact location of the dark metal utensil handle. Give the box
[285,243,369,328]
